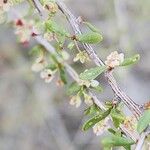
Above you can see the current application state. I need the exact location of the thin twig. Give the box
[135,131,150,150]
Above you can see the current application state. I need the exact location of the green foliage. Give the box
[90,85,103,92]
[110,108,125,128]
[137,109,150,133]
[101,135,135,149]
[76,32,103,44]
[120,54,140,66]
[67,42,75,50]
[84,104,102,116]
[45,20,69,37]
[67,82,81,96]
[59,66,67,84]
[79,66,106,80]
[29,45,44,56]
[82,108,111,131]
[83,21,100,33]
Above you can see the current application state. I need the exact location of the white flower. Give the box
[83,93,93,106]
[31,56,48,72]
[105,51,124,68]
[40,69,54,83]
[69,94,81,108]
[93,118,109,136]
[73,51,90,63]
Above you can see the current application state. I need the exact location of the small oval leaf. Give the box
[120,54,140,66]
[79,66,106,80]
[77,32,103,44]
[67,82,81,95]
[82,108,111,131]
[83,21,100,33]
[101,135,135,147]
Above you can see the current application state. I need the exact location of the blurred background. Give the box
[0,0,150,149]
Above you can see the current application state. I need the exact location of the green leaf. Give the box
[120,54,140,66]
[84,104,101,116]
[101,135,135,147]
[77,32,103,44]
[90,85,103,92]
[79,66,106,80]
[137,109,150,133]
[108,128,117,135]
[67,42,75,50]
[110,109,125,128]
[82,108,111,131]
[46,64,57,71]
[29,45,44,56]
[59,67,67,84]
[45,20,69,37]
[67,82,81,95]
[83,22,100,33]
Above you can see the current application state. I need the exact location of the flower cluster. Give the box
[105,51,124,69]
[14,19,40,44]
[123,116,137,132]
[31,54,56,83]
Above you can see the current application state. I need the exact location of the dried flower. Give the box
[40,69,54,83]
[31,56,48,72]
[14,19,39,43]
[69,94,82,108]
[123,116,137,132]
[105,51,124,68]
[44,2,58,14]
[73,51,90,63]
[93,118,109,136]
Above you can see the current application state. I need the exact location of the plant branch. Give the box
[55,0,142,118]
[35,35,139,142]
